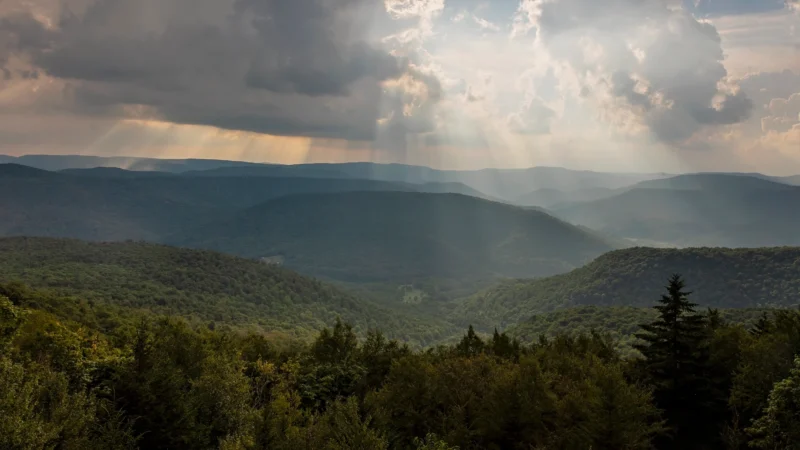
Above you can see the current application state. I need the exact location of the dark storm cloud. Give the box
[0,0,407,139]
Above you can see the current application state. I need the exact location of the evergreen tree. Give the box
[488,328,521,361]
[635,274,714,449]
[750,312,772,337]
[455,325,484,357]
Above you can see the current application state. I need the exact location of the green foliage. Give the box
[413,434,460,450]
[507,305,768,357]
[747,357,800,449]
[1,282,669,450]
[454,246,800,328]
[4,273,800,450]
[369,335,662,450]
[729,310,800,436]
[0,295,22,347]
[0,237,455,346]
[635,275,718,448]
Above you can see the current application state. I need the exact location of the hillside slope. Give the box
[0,164,212,241]
[172,191,618,282]
[452,246,800,329]
[553,174,800,247]
[0,164,488,242]
[0,237,455,344]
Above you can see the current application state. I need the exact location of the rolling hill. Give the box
[451,246,800,329]
[0,164,491,241]
[505,305,769,355]
[0,164,213,241]
[171,191,619,282]
[0,237,456,345]
[552,174,800,247]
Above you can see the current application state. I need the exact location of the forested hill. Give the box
[0,163,491,242]
[172,191,619,282]
[552,173,800,248]
[452,246,800,328]
[0,237,455,345]
[504,305,769,356]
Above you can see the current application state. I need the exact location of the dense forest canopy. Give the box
[0,237,457,346]
[2,276,800,449]
[453,246,800,328]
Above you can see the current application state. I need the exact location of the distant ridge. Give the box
[172,190,619,282]
[551,173,800,248]
[0,154,670,202]
[0,163,59,178]
[452,246,800,329]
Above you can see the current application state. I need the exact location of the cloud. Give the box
[0,0,415,140]
[472,15,500,32]
[689,0,786,16]
[507,99,555,135]
[514,0,754,143]
[762,92,800,132]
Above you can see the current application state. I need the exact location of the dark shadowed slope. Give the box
[552,174,800,247]
[0,154,263,172]
[0,165,491,241]
[452,246,800,329]
[0,164,213,241]
[59,167,176,178]
[0,237,456,344]
[171,191,618,282]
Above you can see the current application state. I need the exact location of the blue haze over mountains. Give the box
[2,153,800,285]
[3,152,800,340]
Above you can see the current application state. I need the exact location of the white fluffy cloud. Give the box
[513,0,754,143]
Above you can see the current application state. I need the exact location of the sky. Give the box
[0,0,799,174]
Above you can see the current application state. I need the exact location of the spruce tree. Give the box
[635,274,714,449]
[749,312,772,337]
[455,325,485,357]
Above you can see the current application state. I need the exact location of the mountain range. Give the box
[3,154,800,342]
[0,163,619,284]
[551,174,800,247]
[0,154,667,202]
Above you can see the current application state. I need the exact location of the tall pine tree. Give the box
[635,274,715,449]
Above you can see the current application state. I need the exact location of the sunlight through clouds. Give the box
[0,0,798,173]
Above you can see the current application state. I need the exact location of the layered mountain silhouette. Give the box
[0,163,618,282]
[550,174,800,247]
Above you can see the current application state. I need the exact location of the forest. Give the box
[2,275,800,450]
[454,246,800,328]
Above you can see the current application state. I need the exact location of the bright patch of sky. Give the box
[0,0,798,174]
